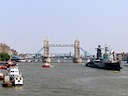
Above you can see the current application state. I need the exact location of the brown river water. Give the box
[0,61,128,96]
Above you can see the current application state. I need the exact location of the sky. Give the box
[0,0,128,55]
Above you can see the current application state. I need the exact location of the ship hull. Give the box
[86,61,122,71]
[42,63,53,68]
[42,65,51,68]
[2,82,13,87]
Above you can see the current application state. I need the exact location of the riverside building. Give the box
[0,43,18,55]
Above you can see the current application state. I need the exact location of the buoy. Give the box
[114,71,119,73]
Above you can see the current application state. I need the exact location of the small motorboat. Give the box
[0,66,7,70]
[6,61,18,68]
[42,63,52,68]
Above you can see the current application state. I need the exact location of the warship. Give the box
[86,45,122,71]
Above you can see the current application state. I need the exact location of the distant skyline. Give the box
[0,0,128,55]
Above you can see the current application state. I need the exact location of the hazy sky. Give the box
[0,0,128,55]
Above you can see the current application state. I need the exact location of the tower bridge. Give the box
[12,38,92,63]
[43,38,82,63]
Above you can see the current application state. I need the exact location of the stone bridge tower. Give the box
[43,38,51,63]
[73,38,82,63]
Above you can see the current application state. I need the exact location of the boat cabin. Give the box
[8,66,20,78]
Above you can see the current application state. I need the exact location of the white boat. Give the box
[8,66,23,86]
[2,75,24,87]
[57,60,60,62]
[19,59,26,62]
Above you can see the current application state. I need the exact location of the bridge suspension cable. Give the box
[80,47,93,57]
[25,47,44,58]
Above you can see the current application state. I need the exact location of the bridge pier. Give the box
[73,39,82,63]
[43,38,51,63]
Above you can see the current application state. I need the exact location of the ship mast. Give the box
[96,45,103,60]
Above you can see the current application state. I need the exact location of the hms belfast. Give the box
[86,45,122,71]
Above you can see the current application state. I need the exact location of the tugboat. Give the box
[86,45,122,71]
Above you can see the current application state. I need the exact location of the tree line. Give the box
[0,53,10,61]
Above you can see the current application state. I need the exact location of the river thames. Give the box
[0,61,128,96]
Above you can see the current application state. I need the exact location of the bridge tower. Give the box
[43,38,51,63]
[73,38,82,63]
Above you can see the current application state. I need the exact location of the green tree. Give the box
[0,53,10,61]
